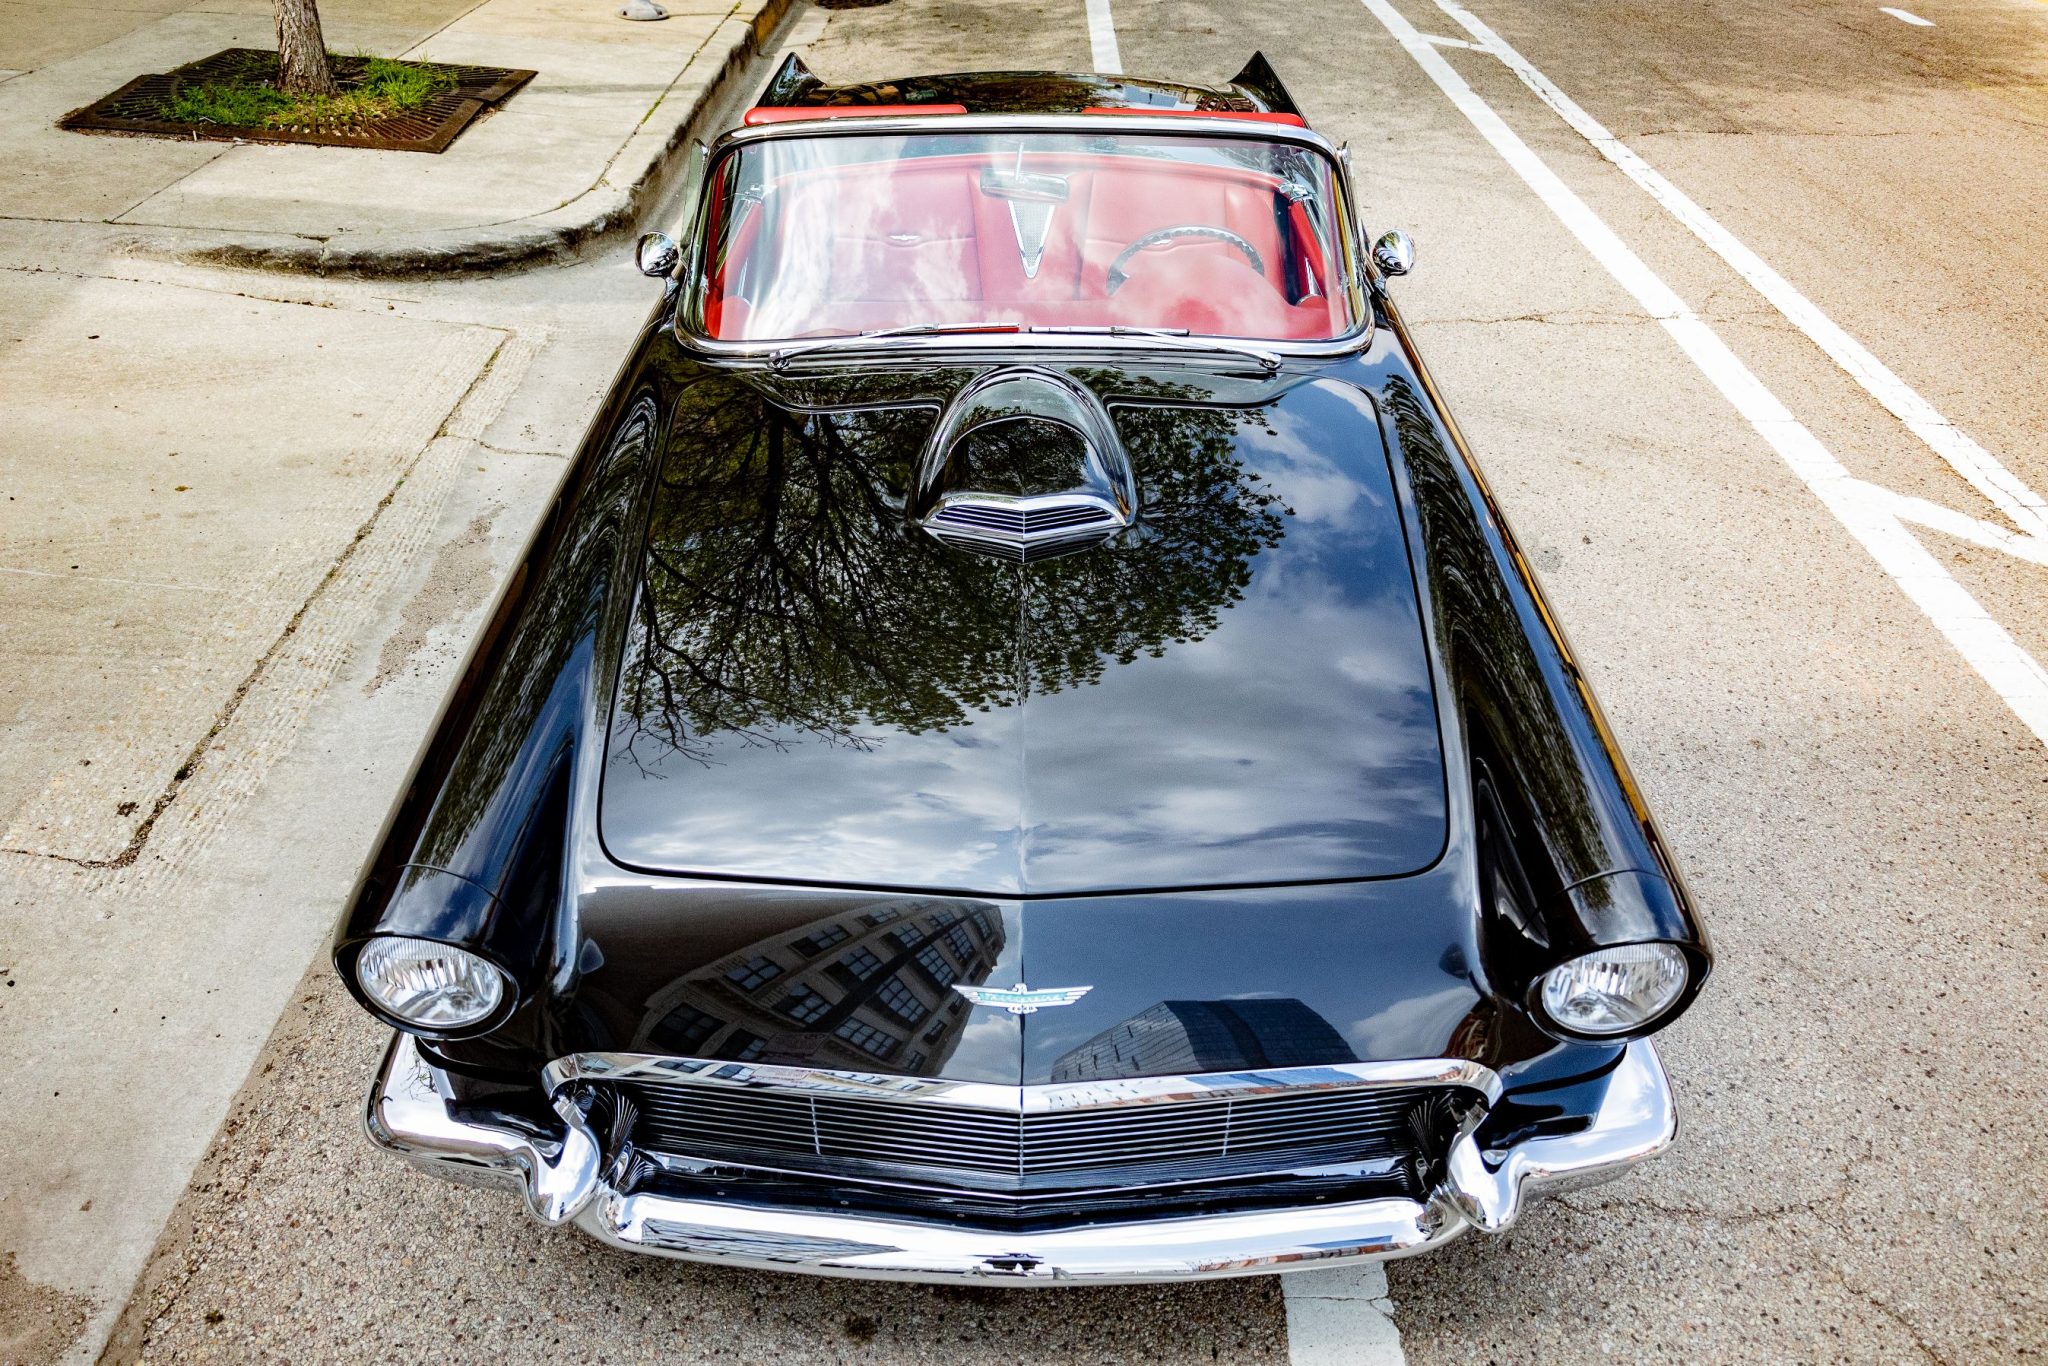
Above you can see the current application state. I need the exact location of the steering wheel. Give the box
[1105,225,1265,295]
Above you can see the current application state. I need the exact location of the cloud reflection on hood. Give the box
[602,373,1446,894]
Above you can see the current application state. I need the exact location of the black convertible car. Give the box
[335,54,1711,1282]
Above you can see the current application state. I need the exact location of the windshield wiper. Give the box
[767,324,1021,370]
[1026,325,1281,372]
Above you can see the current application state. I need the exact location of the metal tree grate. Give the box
[58,49,536,153]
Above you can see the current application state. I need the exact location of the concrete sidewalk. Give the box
[0,3,799,1361]
[0,0,788,273]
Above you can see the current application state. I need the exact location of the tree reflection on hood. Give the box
[614,371,1291,767]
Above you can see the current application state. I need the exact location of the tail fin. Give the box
[1226,52,1299,117]
[758,52,825,106]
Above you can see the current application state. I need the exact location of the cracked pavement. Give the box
[0,241,655,1362]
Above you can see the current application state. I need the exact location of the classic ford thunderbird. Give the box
[334,53,1711,1283]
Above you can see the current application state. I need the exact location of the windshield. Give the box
[687,129,1363,344]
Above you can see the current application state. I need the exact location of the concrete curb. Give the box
[124,0,792,278]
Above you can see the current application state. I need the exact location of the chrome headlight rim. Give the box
[1529,941,1694,1042]
[349,934,516,1039]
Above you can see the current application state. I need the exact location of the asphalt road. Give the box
[33,0,2048,1361]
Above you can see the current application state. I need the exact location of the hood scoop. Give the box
[914,368,1134,563]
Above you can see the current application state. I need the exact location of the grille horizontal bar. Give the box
[930,502,1117,535]
[618,1078,1455,1191]
[923,494,1125,563]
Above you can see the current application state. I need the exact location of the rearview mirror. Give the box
[637,231,680,279]
[1372,229,1415,278]
[978,168,1070,205]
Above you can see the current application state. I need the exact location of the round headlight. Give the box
[356,936,506,1031]
[1538,943,1688,1036]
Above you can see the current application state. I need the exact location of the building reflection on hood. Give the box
[1050,997,1358,1082]
[631,902,1005,1076]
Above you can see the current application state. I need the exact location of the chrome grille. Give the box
[619,1079,1457,1191]
[923,495,1125,563]
[930,502,1117,536]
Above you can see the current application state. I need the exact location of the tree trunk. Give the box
[273,0,336,95]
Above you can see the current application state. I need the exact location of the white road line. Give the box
[1856,483,2048,566]
[1428,0,2048,547]
[1283,1265,1407,1366]
[1085,0,1123,73]
[1880,6,1936,24]
[1423,33,1484,49]
[1359,0,2048,744]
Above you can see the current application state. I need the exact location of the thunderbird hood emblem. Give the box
[954,982,1093,1014]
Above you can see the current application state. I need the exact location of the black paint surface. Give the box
[599,375,1447,895]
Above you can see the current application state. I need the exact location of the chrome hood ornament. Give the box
[953,982,1094,1014]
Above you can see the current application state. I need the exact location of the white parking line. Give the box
[1428,0,2047,546]
[1359,0,2048,746]
[1082,3,1415,1346]
[1085,0,1123,73]
[1283,1264,1408,1365]
[1880,6,1936,24]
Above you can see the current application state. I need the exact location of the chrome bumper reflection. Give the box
[366,1033,1677,1284]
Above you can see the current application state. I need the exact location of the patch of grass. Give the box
[359,55,458,105]
[165,79,288,126]
[160,53,459,131]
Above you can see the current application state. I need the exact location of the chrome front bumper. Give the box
[366,1033,1676,1284]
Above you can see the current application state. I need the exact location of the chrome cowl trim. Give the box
[368,1035,1676,1283]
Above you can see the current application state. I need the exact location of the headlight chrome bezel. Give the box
[353,935,512,1036]
[1533,942,1691,1040]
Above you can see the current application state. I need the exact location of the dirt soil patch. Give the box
[59,49,535,153]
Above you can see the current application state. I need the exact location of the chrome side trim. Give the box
[539,1052,1504,1112]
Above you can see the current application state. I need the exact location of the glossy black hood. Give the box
[597,371,1448,896]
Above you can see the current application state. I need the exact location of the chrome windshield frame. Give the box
[671,113,1375,365]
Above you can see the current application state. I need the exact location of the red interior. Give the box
[1078,106,1308,127]
[741,104,969,125]
[703,152,1346,340]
